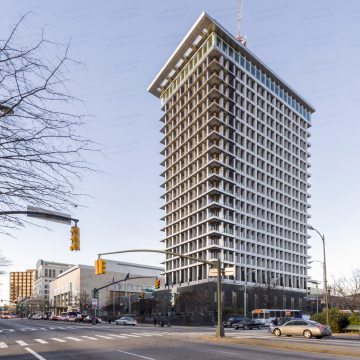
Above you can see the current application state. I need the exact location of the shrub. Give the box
[310,307,349,333]
[348,314,360,326]
[222,306,244,316]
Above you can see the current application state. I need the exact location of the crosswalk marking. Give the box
[51,338,67,342]
[35,339,48,344]
[65,337,83,341]
[123,334,140,338]
[0,342,8,348]
[108,334,128,338]
[81,336,98,340]
[49,327,55,329]
[16,340,28,346]
[95,335,113,339]
[9,330,14,332]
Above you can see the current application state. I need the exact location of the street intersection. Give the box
[0,319,359,359]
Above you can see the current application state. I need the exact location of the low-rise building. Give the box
[49,260,164,315]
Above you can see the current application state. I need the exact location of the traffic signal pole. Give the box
[90,276,158,325]
[97,249,225,337]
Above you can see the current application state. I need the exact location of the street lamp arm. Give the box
[309,226,324,242]
[98,249,216,266]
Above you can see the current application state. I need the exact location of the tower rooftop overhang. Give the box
[147,11,315,114]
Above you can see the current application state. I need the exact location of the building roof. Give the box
[148,11,315,113]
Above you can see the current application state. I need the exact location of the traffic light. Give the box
[95,260,99,275]
[141,291,145,298]
[155,280,160,289]
[99,259,106,274]
[70,226,80,251]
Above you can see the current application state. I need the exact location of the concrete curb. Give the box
[201,337,360,358]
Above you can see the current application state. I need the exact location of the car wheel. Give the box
[303,330,312,339]
[315,336,323,339]
[133,324,135,326]
[257,326,261,330]
[116,322,118,325]
[274,328,281,337]
[244,325,248,330]
[123,322,126,325]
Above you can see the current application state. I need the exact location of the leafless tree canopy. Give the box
[331,269,360,314]
[0,14,99,234]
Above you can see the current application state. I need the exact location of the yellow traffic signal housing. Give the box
[155,279,160,289]
[141,291,145,298]
[99,259,106,274]
[70,226,80,251]
[95,260,100,275]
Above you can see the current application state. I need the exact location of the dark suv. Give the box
[223,317,250,328]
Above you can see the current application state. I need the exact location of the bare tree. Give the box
[250,275,281,309]
[74,292,91,314]
[0,251,11,292]
[0,14,99,235]
[331,269,360,314]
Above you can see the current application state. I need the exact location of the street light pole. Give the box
[308,226,329,326]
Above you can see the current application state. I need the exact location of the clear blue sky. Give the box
[1,0,359,301]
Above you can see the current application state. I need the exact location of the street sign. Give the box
[224,268,235,276]
[92,298,97,309]
[27,206,71,225]
[144,289,154,292]
[209,267,235,277]
[286,310,291,316]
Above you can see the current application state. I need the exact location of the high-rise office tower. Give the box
[9,269,35,303]
[148,13,314,301]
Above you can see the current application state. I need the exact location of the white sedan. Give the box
[115,317,137,326]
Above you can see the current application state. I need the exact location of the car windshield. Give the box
[228,318,235,321]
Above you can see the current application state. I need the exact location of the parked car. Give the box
[115,317,137,326]
[43,314,50,320]
[83,316,100,324]
[28,314,34,319]
[58,315,67,321]
[50,315,58,321]
[223,317,250,328]
[234,319,263,330]
[75,314,87,322]
[272,320,332,339]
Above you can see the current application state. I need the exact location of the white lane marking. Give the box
[123,334,140,338]
[108,334,128,338]
[35,339,48,344]
[65,337,83,341]
[51,338,66,342]
[81,336,98,340]
[117,350,155,359]
[49,328,55,330]
[95,335,113,339]
[9,330,14,332]
[0,331,2,333]
[16,340,28,346]
[25,348,46,360]
[0,342,8,348]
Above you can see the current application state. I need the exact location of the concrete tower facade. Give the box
[148,12,315,297]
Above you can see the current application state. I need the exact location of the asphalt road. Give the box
[0,319,358,359]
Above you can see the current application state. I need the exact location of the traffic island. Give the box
[201,336,360,358]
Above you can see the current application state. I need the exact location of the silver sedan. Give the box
[273,320,331,339]
[115,317,137,326]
